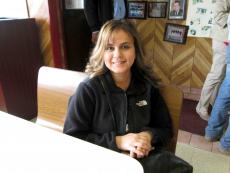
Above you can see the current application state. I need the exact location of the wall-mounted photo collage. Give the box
[126,0,187,20]
[126,1,189,44]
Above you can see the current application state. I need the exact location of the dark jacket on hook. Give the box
[84,0,113,32]
[84,0,127,32]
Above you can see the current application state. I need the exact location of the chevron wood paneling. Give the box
[153,19,174,84]
[131,18,212,100]
[126,0,214,99]
[192,38,212,88]
[134,20,156,66]
[171,37,195,87]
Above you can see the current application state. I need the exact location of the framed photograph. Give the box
[148,2,167,18]
[163,23,189,44]
[168,0,186,20]
[127,1,147,19]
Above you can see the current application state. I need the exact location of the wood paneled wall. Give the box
[131,19,212,100]
[27,0,66,68]
[27,0,54,67]
[26,1,212,100]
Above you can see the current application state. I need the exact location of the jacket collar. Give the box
[102,71,147,95]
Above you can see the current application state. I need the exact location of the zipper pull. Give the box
[125,123,129,132]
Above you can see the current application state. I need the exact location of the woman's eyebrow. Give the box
[118,41,132,45]
[107,41,131,45]
[120,42,133,46]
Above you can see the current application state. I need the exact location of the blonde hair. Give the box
[85,19,159,86]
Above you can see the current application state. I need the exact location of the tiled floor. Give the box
[177,129,222,155]
[177,129,230,173]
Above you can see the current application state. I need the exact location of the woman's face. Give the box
[103,29,136,77]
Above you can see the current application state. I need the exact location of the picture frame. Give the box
[127,1,147,19]
[148,2,167,18]
[163,23,189,44]
[168,0,186,20]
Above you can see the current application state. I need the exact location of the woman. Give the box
[63,20,192,172]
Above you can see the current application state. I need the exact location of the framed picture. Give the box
[163,23,189,44]
[148,2,167,18]
[127,1,147,19]
[168,0,186,20]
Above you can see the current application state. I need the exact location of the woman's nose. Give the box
[113,48,121,58]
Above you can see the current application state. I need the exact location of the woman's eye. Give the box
[121,44,130,49]
[105,46,114,51]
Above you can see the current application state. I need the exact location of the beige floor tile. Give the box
[177,130,192,144]
[176,143,194,164]
[212,141,222,154]
[191,147,230,173]
[176,143,230,173]
[190,134,212,151]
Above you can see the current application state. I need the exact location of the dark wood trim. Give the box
[0,82,7,112]
[48,0,66,68]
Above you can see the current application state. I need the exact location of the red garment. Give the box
[224,41,229,46]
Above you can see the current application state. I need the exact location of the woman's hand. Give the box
[116,131,153,158]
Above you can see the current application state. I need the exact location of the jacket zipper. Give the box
[123,92,128,133]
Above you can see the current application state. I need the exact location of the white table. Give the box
[0,111,143,173]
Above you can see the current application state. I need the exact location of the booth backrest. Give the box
[37,66,183,153]
[36,66,88,131]
[159,86,183,153]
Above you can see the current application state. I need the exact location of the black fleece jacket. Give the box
[63,71,173,152]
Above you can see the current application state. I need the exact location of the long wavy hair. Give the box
[85,19,160,86]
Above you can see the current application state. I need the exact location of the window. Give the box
[0,0,28,19]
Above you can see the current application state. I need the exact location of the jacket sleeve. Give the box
[63,82,120,152]
[84,0,101,32]
[213,0,230,28]
[141,88,173,147]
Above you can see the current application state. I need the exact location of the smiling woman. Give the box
[0,0,28,18]
[63,19,192,173]
[103,29,135,89]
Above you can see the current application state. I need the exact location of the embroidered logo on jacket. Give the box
[136,100,148,107]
